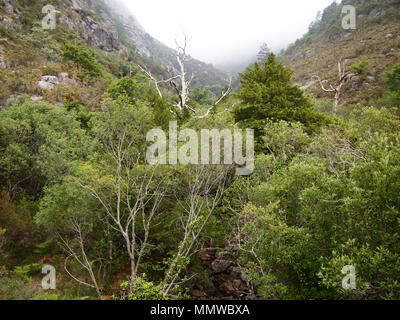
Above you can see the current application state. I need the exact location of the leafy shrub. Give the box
[119,275,166,300]
[62,44,102,78]
[350,59,370,75]
[19,24,61,62]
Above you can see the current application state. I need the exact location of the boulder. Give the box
[305,48,315,58]
[5,94,23,107]
[216,252,235,261]
[366,76,376,82]
[348,74,361,90]
[71,0,83,13]
[0,46,5,69]
[1,17,14,30]
[5,2,13,15]
[230,266,242,278]
[199,248,216,262]
[385,34,393,40]
[30,95,43,102]
[38,76,59,90]
[211,259,233,273]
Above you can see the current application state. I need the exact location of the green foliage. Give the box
[234,53,328,150]
[0,265,39,300]
[64,101,92,130]
[1,0,400,301]
[350,59,370,75]
[120,275,166,300]
[19,23,61,62]
[379,63,400,111]
[0,101,95,198]
[235,106,400,299]
[108,76,145,102]
[62,44,102,78]
[386,62,400,92]
[32,292,59,300]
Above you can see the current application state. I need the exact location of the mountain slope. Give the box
[95,0,229,87]
[281,0,400,105]
[0,0,228,109]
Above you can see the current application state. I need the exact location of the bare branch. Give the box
[197,78,232,119]
[312,60,350,113]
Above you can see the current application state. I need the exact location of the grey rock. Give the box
[230,267,242,278]
[5,2,13,15]
[211,260,233,273]
[385,34,393,40]
[366,76,376,82]
[216,252,235,261]
[71,0,83,13]
[219,280,235,294]
[58,13,120,52]
[30,95,43,102]
[349,74,361,90]
[0,46,5,69]
[5,94,23,107]
[368,9,380,18]
[38,76,59,90]
[1,17,14,30]
[58,72,69,80]
[305,48,315,58]
[300,78,317,90]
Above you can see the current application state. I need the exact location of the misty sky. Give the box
[122,0,335,66]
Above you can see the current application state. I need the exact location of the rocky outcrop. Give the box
[36,0,121,53]
[38,73,78,90]
[292,48,316,61]
[189,248,252,300]
[348,73,376,91]
[38,76,59,90]
[100,0,155,57]
[5,1,13,15]
[0,45,6,69]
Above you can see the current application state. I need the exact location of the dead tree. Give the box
[173,34,194,112]
[138,33,232,118]
[313,60,350,113]
[197,78,232,119]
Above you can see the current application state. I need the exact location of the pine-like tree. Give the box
[234,53,328,149]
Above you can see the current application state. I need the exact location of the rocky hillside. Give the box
[281,0,400,106]
[0,0,228,109]
[97,0,229,87]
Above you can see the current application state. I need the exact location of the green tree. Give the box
[0,101,94,198]
[108,76,145,102]
[62,44,102,78]
[233,107,400,299]
[381,62,400,111]
[234,53,327,150]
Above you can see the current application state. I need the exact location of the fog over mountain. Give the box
[121,0,334,71]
